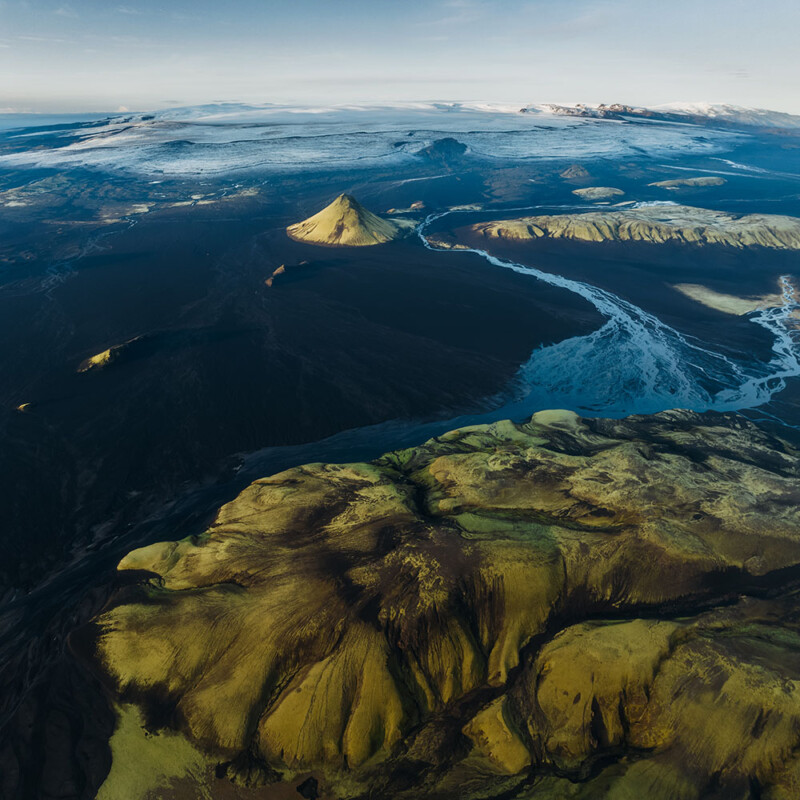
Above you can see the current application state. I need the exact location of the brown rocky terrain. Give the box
[649,176,727,190]
[415,137,468,166]
[559,164,591,180]
[571,187,625,201]
[78,409,800,799]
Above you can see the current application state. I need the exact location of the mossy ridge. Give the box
[85,409,800,798]
[470,205,800,250]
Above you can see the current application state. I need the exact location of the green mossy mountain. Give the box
[286,193,410,247]
[470,205,800,249]
[82,409,800,799]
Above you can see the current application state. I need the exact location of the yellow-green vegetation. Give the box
[85,410,800,799]
[78,348,115,373]
[98,704,214,800]
[463,697,532,775]
[78,336,141,373]
[471,204,800,249]
[674,280,797,315]
[508,598,800,800]
[287,193,412,247]
[649,176,727,189]
[571,186,625,200]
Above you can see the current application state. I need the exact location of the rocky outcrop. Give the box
[387,200,426,213]
[286,194,411,247]
[650,176,727,189]
[82,410,800,799]
[673,277,799,316]
[78,336,144,373]
[264,260,309,287]
[560,164,591,179]
[572,186,625,200]
[530,102,800,132]
[470,204,800,249]
[264,264,285,287]
[415,137,467,166]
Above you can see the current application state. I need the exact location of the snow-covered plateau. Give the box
[0,101,755,176]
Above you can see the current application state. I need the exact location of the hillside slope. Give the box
[287,193,409,246]
[82,409,800,799]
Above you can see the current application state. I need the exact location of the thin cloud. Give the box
[17,35,73,43]
[523,1,624,37]
[425,0,489,27]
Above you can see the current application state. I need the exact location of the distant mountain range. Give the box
[3,100,797,177]
[106,100,800,133]
[522,102,800,131]
[1,101,797,135]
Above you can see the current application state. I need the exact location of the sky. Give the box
[0,0,798,114]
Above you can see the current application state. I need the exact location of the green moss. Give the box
[97,704,213,800]
[86,410,800,799]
